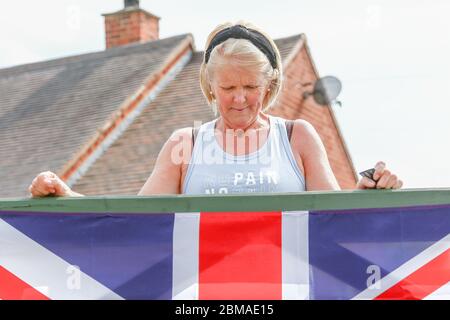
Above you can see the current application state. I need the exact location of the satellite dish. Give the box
[303,76,342,106]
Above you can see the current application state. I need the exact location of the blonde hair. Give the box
[199,21,283,112]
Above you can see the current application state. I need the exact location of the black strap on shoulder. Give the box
[192,126,200,148]
[285,120,295,142]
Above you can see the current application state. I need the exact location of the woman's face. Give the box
[210,63,270,129]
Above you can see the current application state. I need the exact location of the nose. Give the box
[233,88,247,104]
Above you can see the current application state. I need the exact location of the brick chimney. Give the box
[103,0,160,49]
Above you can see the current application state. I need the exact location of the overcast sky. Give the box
[1,0,449,188]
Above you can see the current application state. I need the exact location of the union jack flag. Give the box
[0,204,449,300]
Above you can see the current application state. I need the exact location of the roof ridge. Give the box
[0,32,298,76]
[274,33,304,42]
[0,33,193,76]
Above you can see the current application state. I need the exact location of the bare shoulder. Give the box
[138,127,193,195]
[160,127,192,153]
[158,126,194,164]
[287,119,340,190]
[291,119,317,135]
[290,119,324,152]
[168,127,193,144]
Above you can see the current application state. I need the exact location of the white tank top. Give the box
[182,115,306,194]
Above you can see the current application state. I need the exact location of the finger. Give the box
[53,180,68,196]
[28,184,41,196]
[394,179,403,189]
[37,174,48,185]
[373,161,386,181]
[33,179,55,195]
[43,178,56,193]
[376,170,391,189]
[359,176,376,189]
[30,186,47,197]
[48,171,56,177]
[39,172,54,181]
[28,185,36,197]
[34,185,51,196]
[385,174,398,189]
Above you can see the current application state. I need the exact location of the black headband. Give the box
[204,25,278,69]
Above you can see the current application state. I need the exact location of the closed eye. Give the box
[220,85,259,91]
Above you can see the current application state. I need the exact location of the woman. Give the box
[28,22,402,197]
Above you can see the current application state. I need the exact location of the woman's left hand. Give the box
[356,161,403,190]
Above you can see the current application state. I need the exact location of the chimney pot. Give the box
[124,0,139,8]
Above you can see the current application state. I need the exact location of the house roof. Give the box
[0,32,355,198]
[0,34,191,198]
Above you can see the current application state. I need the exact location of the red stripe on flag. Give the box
[199,211,282,300]
[0,266,50,300]
[375,248,450,300]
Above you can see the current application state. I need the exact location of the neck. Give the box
[216,113,270,134]
[214,113,271,155]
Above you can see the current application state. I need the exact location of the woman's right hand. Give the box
[28,171,72,198]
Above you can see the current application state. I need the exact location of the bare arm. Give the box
[291,119,341,191]
[138,128,192,195]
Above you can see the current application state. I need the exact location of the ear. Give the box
[262,83,272,108]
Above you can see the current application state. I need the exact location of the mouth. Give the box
[231,107,247,112]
